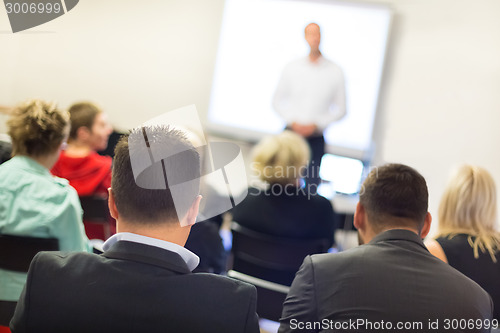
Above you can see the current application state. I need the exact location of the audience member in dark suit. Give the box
[279,164,493,333]
[232,130,336,247]
[11,126,259,333]
[426,165,500,320]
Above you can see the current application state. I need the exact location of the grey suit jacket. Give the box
[11,241,259,333]
[279,229,493,333]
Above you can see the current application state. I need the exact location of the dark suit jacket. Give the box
[10,241,259,333]
[279,229,493,333]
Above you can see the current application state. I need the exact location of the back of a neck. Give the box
[64,144,92,158]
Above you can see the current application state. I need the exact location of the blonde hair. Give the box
[7,99,69,157]
[437,165,500,261]
[252,131,310,185]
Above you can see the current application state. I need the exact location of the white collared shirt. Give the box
[103,232,200,271]
[273,56,347,131]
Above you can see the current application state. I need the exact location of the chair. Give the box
[0,234,59,272]
[80,195,113,239]
[0,234,59,327]
[228,222,329,321]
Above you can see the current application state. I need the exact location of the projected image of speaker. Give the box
[208,0,392,163]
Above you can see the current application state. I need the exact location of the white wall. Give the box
[0,0,225,130]
[1,0,500,232]
[370,0,500,232]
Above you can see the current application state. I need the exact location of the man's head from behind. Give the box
[109,126,201,239]
[355,163,431,243]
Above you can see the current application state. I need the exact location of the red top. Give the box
[51,151,112,197]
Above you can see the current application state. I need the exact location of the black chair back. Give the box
[229,221,329,321]
[0,234,58,326]
[80,195,112,239]
[230,221,329,286]
[0,234,59,272]
[80,196,111,222]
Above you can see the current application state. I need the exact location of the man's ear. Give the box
[420,212,432,239]
[180,195,202,227]
[107,188,119,220]
[76,126,91,141]
[353,202,365,231]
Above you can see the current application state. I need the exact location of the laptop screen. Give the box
[318,154,365,196]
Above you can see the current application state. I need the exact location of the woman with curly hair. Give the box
[0,99,90,325]
[426,165,500,319]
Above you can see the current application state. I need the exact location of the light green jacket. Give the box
[0,156,91,301]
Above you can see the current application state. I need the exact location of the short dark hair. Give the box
[359,163,428,232]
[112,126,201,224]
[68,102,102,140]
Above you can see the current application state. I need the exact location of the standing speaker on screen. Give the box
[273,22,347,188]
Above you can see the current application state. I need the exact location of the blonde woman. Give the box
[426,165,500,319]
[232,130,336,247]
[0,100,90,325]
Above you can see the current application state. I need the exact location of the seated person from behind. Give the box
[10,126,259,333]
[52,102,112,196]
[279,164,493,333]
[185,220,226,274]
[51,102,113,239]
[426,165,500,320]
[232,130,336,247]
[0,100,90,324]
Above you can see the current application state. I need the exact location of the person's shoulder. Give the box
[0,155,30,173]
[0,156,76,196]
[49,175,79,200]
[295,191,333,209]
[0,157,17,180]
[37,249,95,260]
[89,152,112,168]
[321,56,339,66]
[436,233,470,246]
[322,57,344,72]
[308,192,333,205]
[51,174,71,187]
[425,255,493,312]
[438,261,494,304]
[57,151,111,168]
[33,250,98,270]
[309,244,371,268]
[189,272,257,295]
